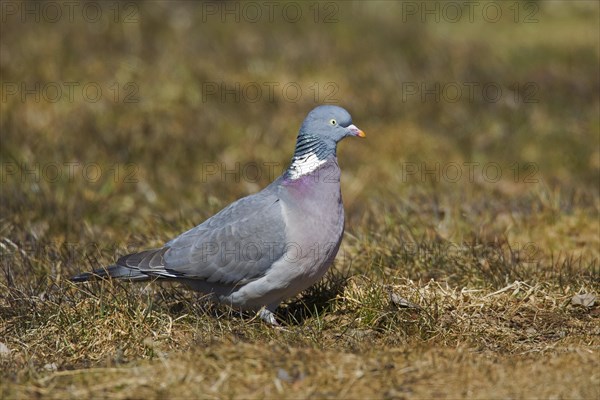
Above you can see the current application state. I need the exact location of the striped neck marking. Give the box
[288,153,327,179]
[287,133,333,180]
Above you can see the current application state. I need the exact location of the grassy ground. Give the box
[1,1,599,398]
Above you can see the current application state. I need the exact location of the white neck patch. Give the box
[288,153,327,180]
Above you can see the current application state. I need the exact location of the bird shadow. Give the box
[276,271,349,326]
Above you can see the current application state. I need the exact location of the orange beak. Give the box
[348,124,366,138]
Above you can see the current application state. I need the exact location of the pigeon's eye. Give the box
[329,119,337,126]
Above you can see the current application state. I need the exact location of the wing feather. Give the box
[121,188,287,285]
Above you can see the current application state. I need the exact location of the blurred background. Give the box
[1,1,599,279]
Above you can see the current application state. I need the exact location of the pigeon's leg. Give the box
[258,306,279,326]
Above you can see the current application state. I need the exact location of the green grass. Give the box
[1,1,599,398]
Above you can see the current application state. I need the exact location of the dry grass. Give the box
[2,277,598,398]
[1,1,599,398]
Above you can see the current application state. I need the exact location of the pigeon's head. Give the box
[299,105,366,145]
[287,106,365,179]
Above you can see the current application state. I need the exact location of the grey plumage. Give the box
[72,105,365,324]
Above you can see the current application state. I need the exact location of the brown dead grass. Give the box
[6,345,598,399]
[1,276,598,398]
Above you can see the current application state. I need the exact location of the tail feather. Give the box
[71,248,168,283]
[70,264,150,282]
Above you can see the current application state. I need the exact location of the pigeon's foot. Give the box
[258,308,279,326]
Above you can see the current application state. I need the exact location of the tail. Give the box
[70,264,150,282]
[70,248,166,282]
